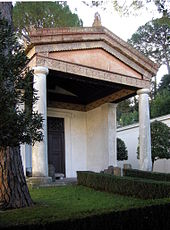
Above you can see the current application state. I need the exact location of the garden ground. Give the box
[0,185,170,228]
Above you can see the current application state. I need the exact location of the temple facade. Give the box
[22,18,158,183]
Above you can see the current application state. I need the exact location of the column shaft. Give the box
[32,66,49,177]
[137,88,152,171]
[18,99,26,175]
[102,103,117,167]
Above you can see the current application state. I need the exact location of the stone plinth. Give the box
[27,177,52,188]
[123,164,132,170]
[113,167,121,176]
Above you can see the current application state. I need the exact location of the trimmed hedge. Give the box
[123,168,170,182]
[77,171,170,199]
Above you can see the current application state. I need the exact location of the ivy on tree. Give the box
[0,15,43,210]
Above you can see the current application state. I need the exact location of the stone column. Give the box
[102,103,117,167]
[108,103,117,167]
[20,145,26,176]
[137,88,152,171]
[31,66,51,184]
[18,99,26,176]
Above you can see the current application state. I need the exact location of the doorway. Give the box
[47,117,65,175]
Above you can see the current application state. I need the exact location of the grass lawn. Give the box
[0,185,170,227]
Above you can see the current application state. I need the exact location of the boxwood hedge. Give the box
[77,171,170,199]
[123,168,170,182]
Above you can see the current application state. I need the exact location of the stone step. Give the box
[28,177,77,188]
[55,173,64,180]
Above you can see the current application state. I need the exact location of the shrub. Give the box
[123,168,170,182]
[117,138,128,161]
[77,171,170,199]
[137,120,170,170]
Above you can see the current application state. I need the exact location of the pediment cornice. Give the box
[27,26,158,77]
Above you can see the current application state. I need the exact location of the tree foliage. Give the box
[150,89,170,118]
[83,0,170,16]
[128,18,170,74]
[117,138,128,161]
[0,5,40,209]
[0,15,43,148]
[13,1,83,37]
[137,120,170,170]
[157,74,170,92]
[150,74,170,118]
[151,120,170,167]
[117,98,139,127]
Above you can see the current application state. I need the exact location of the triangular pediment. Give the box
[27,26,158,80]
[48,48,142,79]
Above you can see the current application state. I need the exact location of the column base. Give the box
[27,176,52,188]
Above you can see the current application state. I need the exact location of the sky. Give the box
[10,0,168,81]
[67,0,168,82]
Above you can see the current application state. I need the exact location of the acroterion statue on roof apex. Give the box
[92,12,102,27]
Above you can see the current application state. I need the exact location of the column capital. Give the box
[110,103,118,109]
[102,103,118,109]
[33,66,49,76]
[137,88,150,95]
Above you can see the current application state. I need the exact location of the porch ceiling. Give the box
[47,69,136,111]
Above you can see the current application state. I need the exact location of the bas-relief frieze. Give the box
[36,55,150,89]
[28,57,37,69]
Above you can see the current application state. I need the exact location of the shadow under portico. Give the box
[47,69,137,111]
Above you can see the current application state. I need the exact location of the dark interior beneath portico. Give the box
[47,69,137,108]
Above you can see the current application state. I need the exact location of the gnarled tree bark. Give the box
[0,147,33,210]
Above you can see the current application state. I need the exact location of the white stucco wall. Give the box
[24,104,117,178]
[117,124,139,169]
[86,106,109,172]
[86,104,117,172]
[117,114,170,173]
[23,107,170,177]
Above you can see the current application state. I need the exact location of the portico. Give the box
[25,18,158,182]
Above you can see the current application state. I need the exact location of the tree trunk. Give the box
[0,3,34,210]
[0,147,33,210]
[0,2,13,26]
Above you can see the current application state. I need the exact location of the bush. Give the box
[77,171,170,199]
[137,120,170,170]
[117,138,128,161]
[123,168,170,182]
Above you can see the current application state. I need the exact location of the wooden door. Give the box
[47,117,65,175]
